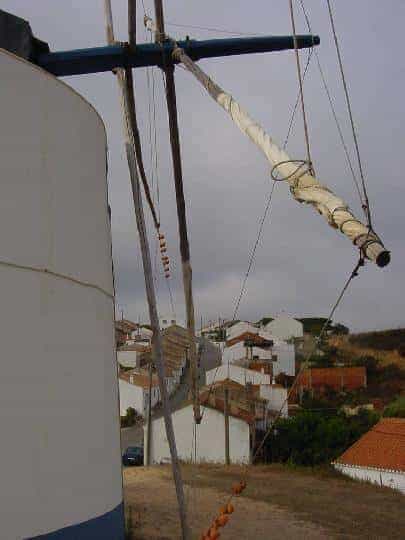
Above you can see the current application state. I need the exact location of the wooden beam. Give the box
[153,1,201,424]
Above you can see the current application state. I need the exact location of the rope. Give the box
[253,253,365,461]
[165,22,260,37]
[282,46,313,148]
[0,259,114,300]
[201,39,314,420]
[144,20,176,318]
[232,181,277,322]
[326,0,373,228]
[288,0,315,176]
[297,0,364,216]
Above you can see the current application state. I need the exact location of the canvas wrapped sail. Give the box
[173,46,389,267]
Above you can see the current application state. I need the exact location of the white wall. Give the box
[117,350,140,368]
[159,316,185,330]
[0,50,123,538]
[207,364,271,386]
[260,385,288,417]
[226,321,258,341]
[272,341,295,376]
[146,405,250,464]
[222,342,248,365]
[333,464,405,495]
[222,337,294,376]
[118,379,145,416]
[265,316,303,341]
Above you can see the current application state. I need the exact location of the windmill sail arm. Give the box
[173,47,390,267]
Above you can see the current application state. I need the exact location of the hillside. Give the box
[349,328,405,355]
[330,333,405,369]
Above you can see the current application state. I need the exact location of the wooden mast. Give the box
[153,1,202,423]
[103,3,190,538]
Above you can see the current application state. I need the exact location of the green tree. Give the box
[383,396,405,418]
[264,409,379,466]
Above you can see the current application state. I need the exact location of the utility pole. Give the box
[103,3,190,538]
[145,359,153,466]
[224,386,230,466]
[153,0,201,424]
[247,384,256,464]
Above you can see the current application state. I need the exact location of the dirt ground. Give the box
[123,464,405,539]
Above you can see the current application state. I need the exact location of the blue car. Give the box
[122,446,144,466]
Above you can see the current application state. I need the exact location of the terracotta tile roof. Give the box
[118,343,151,353]
[335,418,405,472]
[119,369,159,389]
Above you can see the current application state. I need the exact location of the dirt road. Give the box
[124,467,331,539]
[123,464,405,539]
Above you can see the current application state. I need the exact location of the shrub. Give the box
[263,409,379,466]
[383,396,405,418]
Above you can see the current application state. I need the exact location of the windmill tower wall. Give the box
[0,49,124,538]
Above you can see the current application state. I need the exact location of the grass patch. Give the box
[174,464,405,539]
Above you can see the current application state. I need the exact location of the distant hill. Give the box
[349,328,405,355]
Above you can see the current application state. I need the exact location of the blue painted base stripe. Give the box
[29,501,125,540]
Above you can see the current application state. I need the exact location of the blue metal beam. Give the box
[37,35,320,77]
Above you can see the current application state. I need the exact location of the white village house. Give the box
[260,384,288,418]
[222,337,295,377]
[118,369,160,417]
[226,321,258,342]
[159,315,185,331]
[206,365,288,422]
[206,364,271,387]
[125,326,153,346]
[117,343,151,369]
[263,314,303,341]
[333,418,405,494]
[145,400,251,465]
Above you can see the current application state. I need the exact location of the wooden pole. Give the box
[153,1,201,423]
[128,0,136,48]
[103,4,190,538]
[224,387,230,465]
[145,359,153,466]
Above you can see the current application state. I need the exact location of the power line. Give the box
[325,0,373,228]
[232,181,277,321]
[232,43,314,323]
[253,254,365,460]
[165,21,260,37]
[288,0,315,175]
[201,45,315,421]
[297,0,364,214]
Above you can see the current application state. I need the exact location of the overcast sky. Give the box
[5,1,405,332]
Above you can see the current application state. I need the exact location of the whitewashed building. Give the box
[118,370,160,417]
[333,418,405,494]
[264,315,303,341]
[222,338,295,377]
[272,340,295,377]
[159,315,185,331]
[125,326,153,346]
[117,343,150,369]
[145,402,251,465]
[260,383,288,417]
[206,364,271,387]
[226,321,258,342]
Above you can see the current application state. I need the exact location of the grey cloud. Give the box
[4,0,404,332]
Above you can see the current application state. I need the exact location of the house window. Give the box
[171,319,176,324]
[162,319,167,324]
